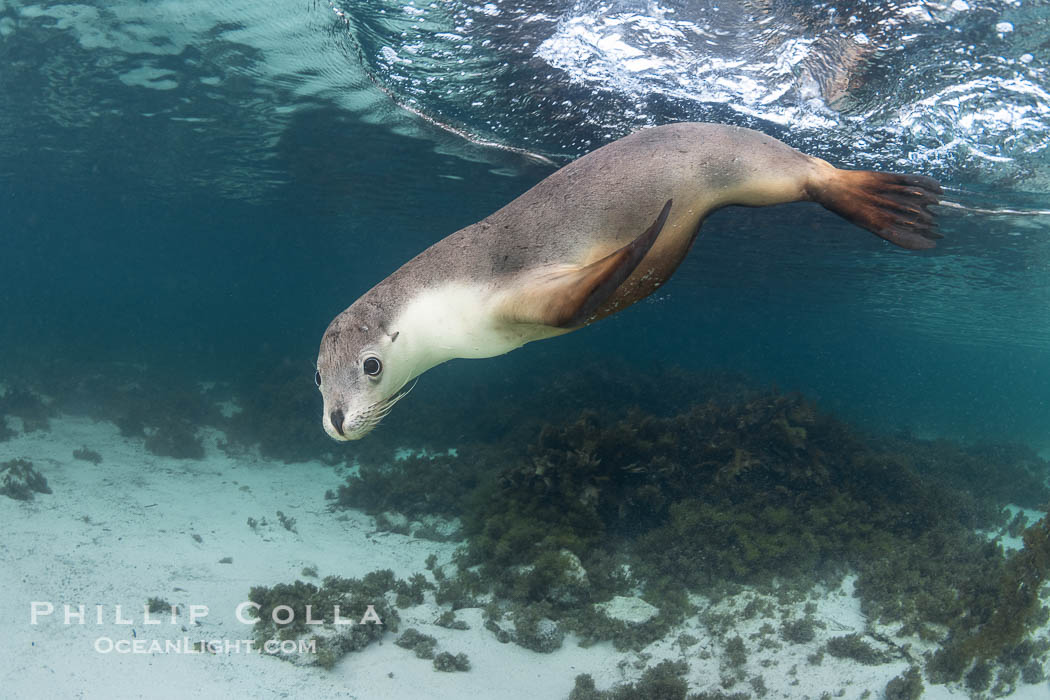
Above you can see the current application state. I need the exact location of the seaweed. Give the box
[395,628,437,659]
[144,420,205,459]
[434,568,484,610]
[824,634,888,665]
[394,573,433,608]
[568,660,689,700]
[412,520,462,542]
[247,570,400,668]
[329,359,752,459]
[432,651,470,672]
[0,386,55,433]
[222,361,332,463]
[1021,659,1045,684]
[1,458,51,500]
[925,513,1050,683]
[452,391,1008,628]
[965,661,993,692]
[72,447,102,464]
[884,667,923,700]
[953,443,1050,509]
[853,530,1005,632]
[44,360,325,464]
[571,594,683,652]
[435,610,469,630]
[374,512,411,535]
[276,510,297,533]
[327,379,1050,688]
[724,635,748,668]
[333,449,491,521]
[53,364,225,447]
[508,605,565,653]
[780,618,817,644]
[1007,510,1030,538]
[147,597,172,614]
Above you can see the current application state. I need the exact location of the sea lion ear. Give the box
[499,199,672,329]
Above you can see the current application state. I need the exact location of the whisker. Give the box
[353,378,419,437]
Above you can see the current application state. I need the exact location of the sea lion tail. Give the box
[806,169,943,250]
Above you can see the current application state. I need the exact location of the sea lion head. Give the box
[315,297,414,441]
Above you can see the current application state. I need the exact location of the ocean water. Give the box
[2,1,1050,698]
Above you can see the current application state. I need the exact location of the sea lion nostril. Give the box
[330,409,345,436]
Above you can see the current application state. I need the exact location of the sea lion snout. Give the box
[322,404,370,441]
[329,409,346,437]
[320,363,408,440]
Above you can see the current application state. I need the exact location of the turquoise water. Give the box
[2,0,1048,445]
[2,1,1050,698]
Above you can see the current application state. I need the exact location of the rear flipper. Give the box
[806,169,943,250]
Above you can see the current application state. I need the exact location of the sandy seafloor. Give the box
[2,414,1049,700]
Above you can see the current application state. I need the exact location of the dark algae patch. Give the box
[144,420,205,459]
[0,386,56,433]
[41,363,221,458]
[432,651,471,672]
[884,667,924,700]
[334,449,490,520]
[780,618,817,644]
[0,415,14,442]
[330,382,1050,693]
[247,570,402,669]
[925,513,1050,686]
[1,458,52,500]
[396,628,437,659]
[825,634,889,665]
[569,660,689,699]
[72,447,102,464]
[223,360,332,463]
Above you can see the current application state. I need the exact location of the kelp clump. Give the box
[396,628,438,659]
[1,458,52,500]
[569,660,690,700]
[247,570,403,669]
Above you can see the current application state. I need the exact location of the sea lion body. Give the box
[317,123,941,440]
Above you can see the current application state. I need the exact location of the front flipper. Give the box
[499,199,672,328]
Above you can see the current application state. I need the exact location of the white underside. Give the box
[389,282,540,382]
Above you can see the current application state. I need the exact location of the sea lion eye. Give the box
[314,370,321,388]
[363,357,382,376]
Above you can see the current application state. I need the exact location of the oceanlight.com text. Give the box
[93,637,317,655]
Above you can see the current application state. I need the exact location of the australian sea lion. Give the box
[316,122,941,440]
